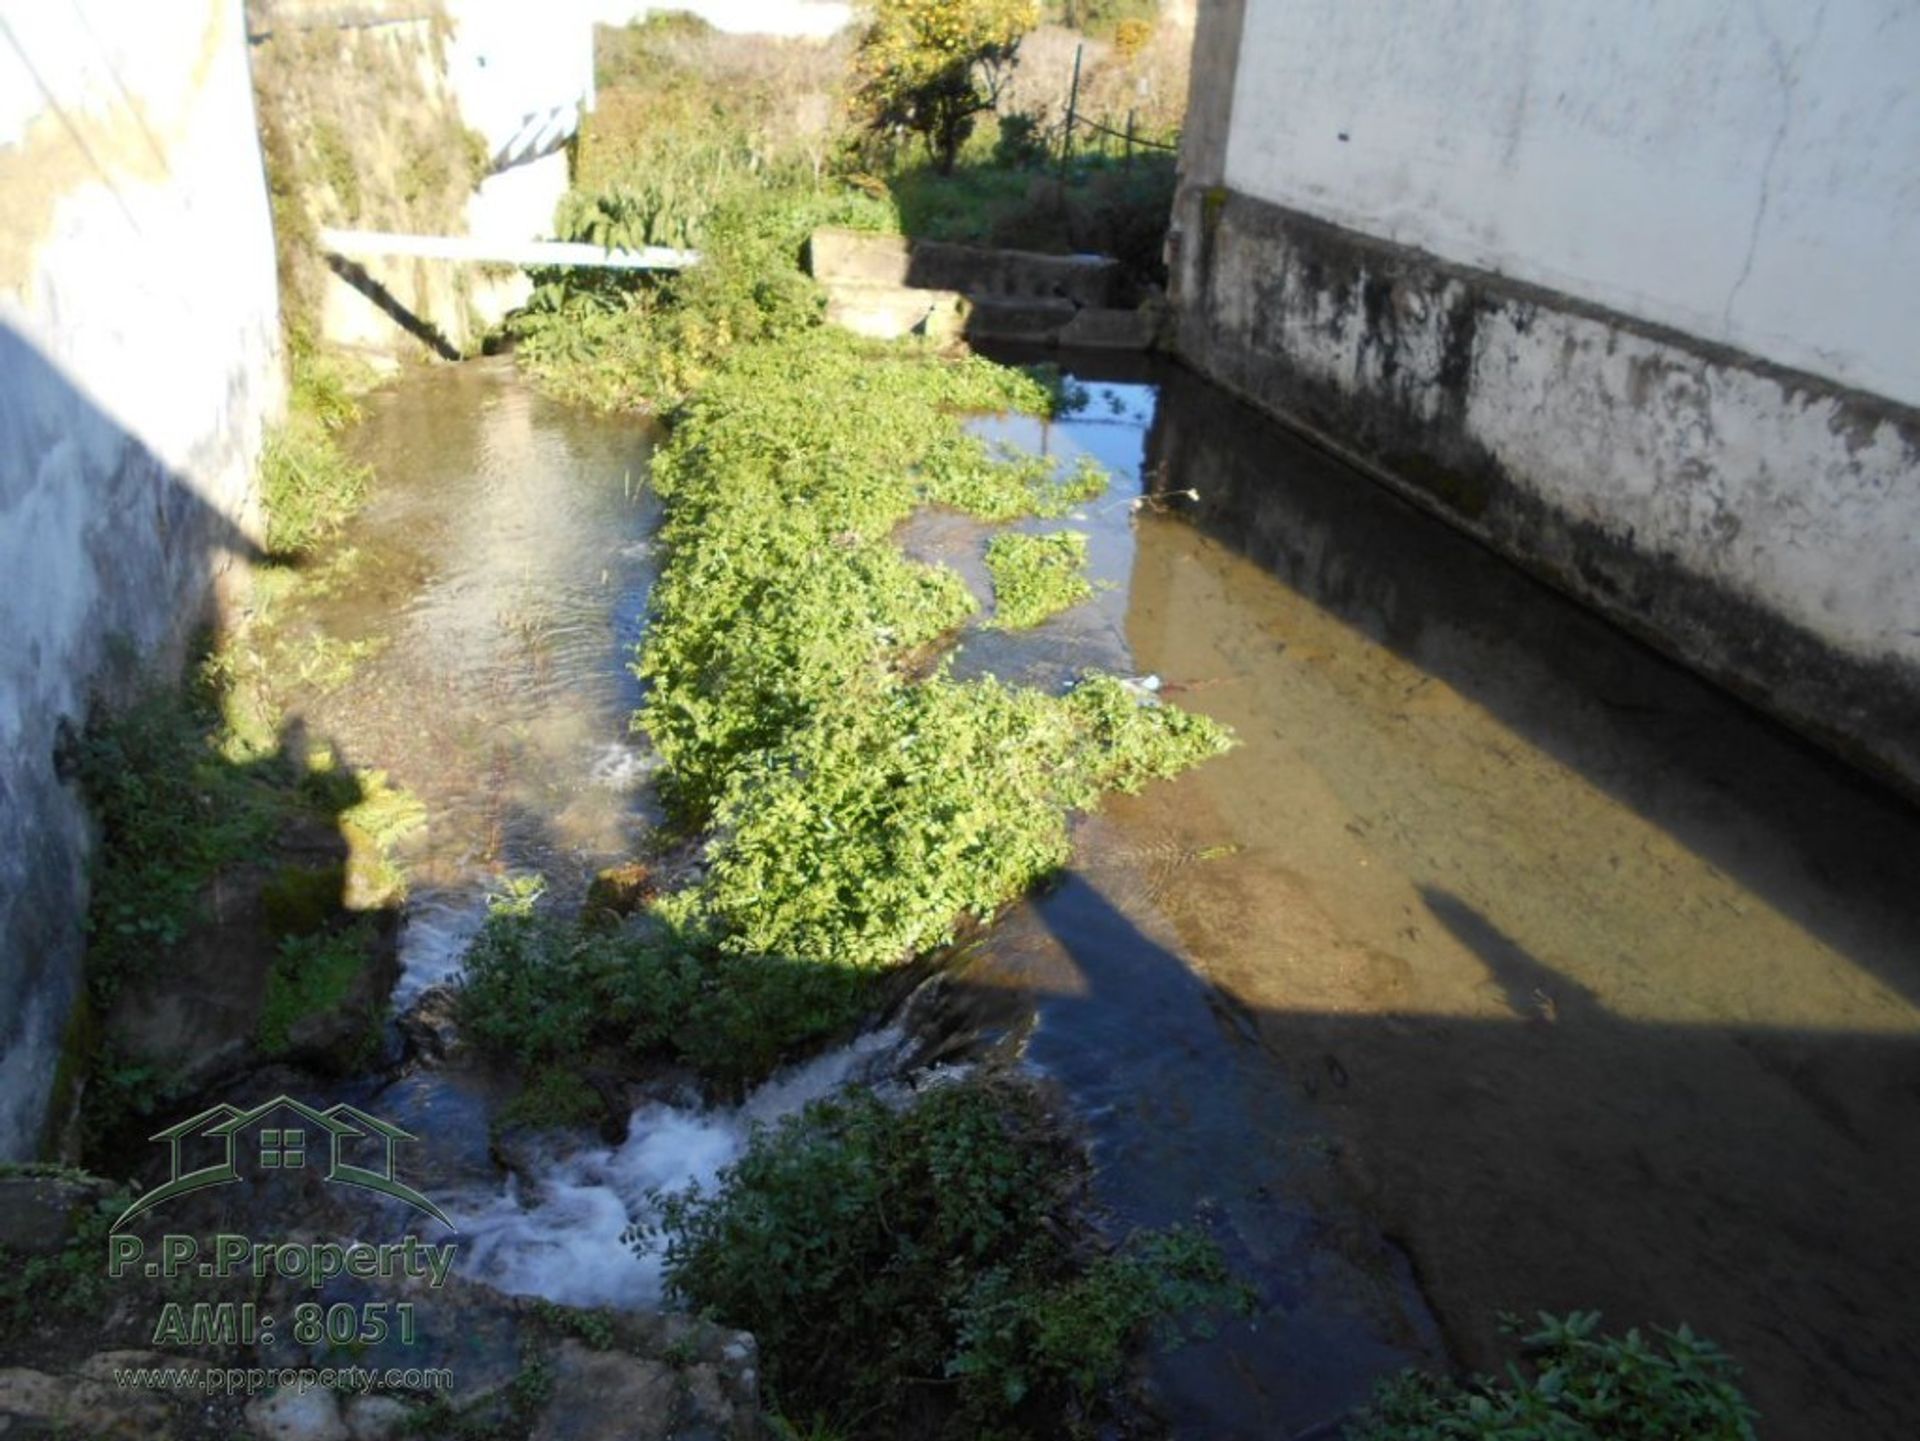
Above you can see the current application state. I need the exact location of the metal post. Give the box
[1061,42,1083,175]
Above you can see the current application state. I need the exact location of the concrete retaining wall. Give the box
[0,0,282,1157]
[1170,0,1920,794]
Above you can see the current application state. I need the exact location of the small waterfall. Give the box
[441,1027,909,1309]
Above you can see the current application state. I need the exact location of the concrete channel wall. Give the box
[1170,0,1920,794]
[0,0,284,1157]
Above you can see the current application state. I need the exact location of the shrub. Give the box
[1354,1311,1758,1440]
[650,1079,1246,1436]
[460,909,872,1091]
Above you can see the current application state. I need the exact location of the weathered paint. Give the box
[0,0,281,1157]
[1171,0,1920,796]
[1218,0,1920,407]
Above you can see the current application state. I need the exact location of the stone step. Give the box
[821,279,969,342]
[810,227,1119,307]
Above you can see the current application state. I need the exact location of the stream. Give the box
[271,350,1920,1439]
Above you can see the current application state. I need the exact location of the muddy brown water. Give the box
[274,351,1918,1440]
[956,352,1920,1440]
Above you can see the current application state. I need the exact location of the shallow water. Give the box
[293,351,1920,1438]
[959,353,1920,1439]
[305,357,662,1000]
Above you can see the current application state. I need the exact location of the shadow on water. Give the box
[1139,363,1920,1013]
[952,347,1920,1439]
[944,859,1920,1439]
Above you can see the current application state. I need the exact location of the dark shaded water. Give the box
[285,351,1920,1439]
[958,354,1920,1440]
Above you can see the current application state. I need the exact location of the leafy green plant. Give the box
[513,18,894,415]
[986,530,1092,628]
[1354,1311,1758,1440]
[459,908,871,1092]
[649,1079,1246,1437]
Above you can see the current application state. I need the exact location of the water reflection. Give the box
[960,348,1920,1438]
[297,358,661,996]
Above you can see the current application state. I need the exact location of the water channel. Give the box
[271,349,1920,1439]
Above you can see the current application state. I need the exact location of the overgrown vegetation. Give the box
[462,903,867,1096]
[515,5,1189,412]
[1355,1312,1758,1440]
[649,1079,1246,1437]
[510,14,892,413]
[467,327,1227,1090]
[987,529,1092,628]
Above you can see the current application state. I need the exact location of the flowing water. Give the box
[287,350,1920,1440]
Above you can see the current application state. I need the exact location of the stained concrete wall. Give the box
[260,0,594,353]
[0,0,282,1157]
[1171,0,1920,794]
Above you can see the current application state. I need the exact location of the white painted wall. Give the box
[446,0,596,171]
[1221,0,1920,407]
[0,0,281,1157]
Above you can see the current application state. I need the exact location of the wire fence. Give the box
[1056,40,1181,168]
[1071,112,1179,153]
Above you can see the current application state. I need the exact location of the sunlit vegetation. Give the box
[259,340,375,559]
[475,18,1245,1434]
[850,0,1039,174]
[466,327,1229,1089]
[986,529,1093,628]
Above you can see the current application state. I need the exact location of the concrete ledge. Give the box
[809,228,1118,306]
[1173,186,1920,797]
[821,280,969,342]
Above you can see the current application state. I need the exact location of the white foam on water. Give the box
[395,890,490,1005]
[588,740,661,791]
[444,1027,908,1309]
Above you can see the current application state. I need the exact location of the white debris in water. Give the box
[589,741,662,791]
[394,891,490,1006]
[443,1027,909,1309]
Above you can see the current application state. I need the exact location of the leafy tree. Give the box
[853,0,1039,174]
